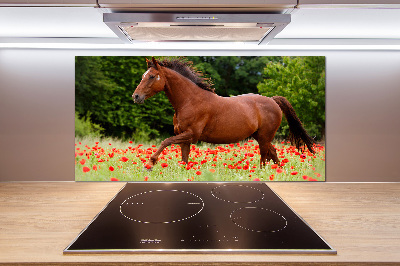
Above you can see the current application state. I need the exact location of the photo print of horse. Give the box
[75,56,325,182]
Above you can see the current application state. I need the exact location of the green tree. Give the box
[257,56,325,141]
[187,56,281,96]
[75,111,104,138]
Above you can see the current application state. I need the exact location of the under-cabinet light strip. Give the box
[0,42,399,50]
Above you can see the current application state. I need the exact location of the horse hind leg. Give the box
[180,143,190,164]
[253,134,280,168]
[259,143,280,168]
[253,134,267,168]
[268,143,280,166]
[258,142,268,168]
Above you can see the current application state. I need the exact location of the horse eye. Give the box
[149,75,155,79]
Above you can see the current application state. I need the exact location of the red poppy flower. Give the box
[82,167,90,173]
[271,164,278,169]
[253,178,261,181]
[110,177,119,181]
[145,164,152,170]
[161,163,168,168]
[302,175,308,180]
[109,166,114,171]
[209,169,216,173]
[276,168,283,174]
[120,157,129,162]
[144,176,149,181]
[196,171,202,175]
[269,174,274,181]
[291,171,298,175]
[80,159,86,165]
[93,165,97,171]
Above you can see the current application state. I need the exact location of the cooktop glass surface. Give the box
[64,182,336,254]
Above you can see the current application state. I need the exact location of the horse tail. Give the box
[272,96,315,153]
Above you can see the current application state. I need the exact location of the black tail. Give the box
[272,96,315,153]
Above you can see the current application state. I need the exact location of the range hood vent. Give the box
[103,13,290,45]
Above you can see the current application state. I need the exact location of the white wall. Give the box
[0,48,399,182]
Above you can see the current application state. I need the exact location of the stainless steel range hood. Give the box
[103,13,291,45]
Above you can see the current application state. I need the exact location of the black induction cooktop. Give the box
[64,182,336,254]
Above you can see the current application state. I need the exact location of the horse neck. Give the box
[162,67,208,111]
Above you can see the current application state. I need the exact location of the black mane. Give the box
[149,58,215,93]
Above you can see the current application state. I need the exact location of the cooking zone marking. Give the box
[120,190,204,224]
[211,184,265,204]
[230,207,288,233]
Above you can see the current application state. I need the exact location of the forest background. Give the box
[75,56,325,143]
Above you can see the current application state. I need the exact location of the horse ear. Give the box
[152,57,160,70]
[146,58,151,68]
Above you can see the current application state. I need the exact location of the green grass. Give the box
[75,136,325,182]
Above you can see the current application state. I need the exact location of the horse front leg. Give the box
[147,131,194,170]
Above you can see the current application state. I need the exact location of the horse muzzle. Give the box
[132,93,145,104]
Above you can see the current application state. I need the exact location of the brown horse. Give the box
[132,57,314,170]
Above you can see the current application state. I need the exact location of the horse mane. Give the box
[149,58,216,94]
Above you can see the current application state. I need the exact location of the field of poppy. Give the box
[75,137,325,182]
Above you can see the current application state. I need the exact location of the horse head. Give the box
[132,57,166,104]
